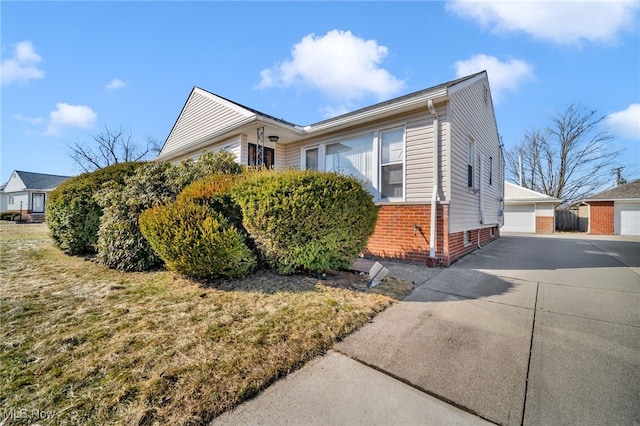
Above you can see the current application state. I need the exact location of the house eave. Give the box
[584,198,640,203]
[154,115,306,163]
[304,90,449,134]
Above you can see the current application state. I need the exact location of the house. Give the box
[502,182,560,233]
[1,170,72,221]
[0,184,7,214]
[156,71,504,266]
[584,179,640,235]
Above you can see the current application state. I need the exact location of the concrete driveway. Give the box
[337,233,640,425]
[213,233,640,426]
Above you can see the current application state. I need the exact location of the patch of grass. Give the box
[0,222,395,425]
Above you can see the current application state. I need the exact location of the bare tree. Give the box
[69,125,163,172]
[506,103,622,204]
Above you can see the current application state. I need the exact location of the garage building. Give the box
[502,182,560,233]
[584,179,640,236]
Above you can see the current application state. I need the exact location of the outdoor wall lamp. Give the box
[268,135,279,143]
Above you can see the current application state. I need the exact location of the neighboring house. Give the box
[1,170,72,221]
[0,184,7,214]
[502,182,560,233]
[584,179,640,235]
[156,71,504,266]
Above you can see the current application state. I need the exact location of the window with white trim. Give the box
[463,230,470,245]
[8,195,14,204]
[304,147,319,171]
[467,137,475,188]
[380,127,404,199]
[302,126,405,201]
[489,156,493,186]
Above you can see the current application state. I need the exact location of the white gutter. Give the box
[307,89,449,133]
[427,99,439,259]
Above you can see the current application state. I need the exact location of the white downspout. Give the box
[427,100,438,259]
[479,152,485,225]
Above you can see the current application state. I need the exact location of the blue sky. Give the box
[2,1,639,187]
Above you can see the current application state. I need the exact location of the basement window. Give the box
[463,231,470,246]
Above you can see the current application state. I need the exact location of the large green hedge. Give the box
[95,152,243,272]
[233,170,379,275]
[46,162,142,255]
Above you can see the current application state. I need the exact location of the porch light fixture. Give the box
[268,135,279,143]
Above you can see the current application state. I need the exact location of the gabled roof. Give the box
[504,182,560,203]
[6,171,72,191]
[307,71,485,130]
[584,179,640,201]
[157,71,491,161]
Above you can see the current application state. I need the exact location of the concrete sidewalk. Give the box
[211,351,492,426]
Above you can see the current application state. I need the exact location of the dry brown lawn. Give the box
[0,222,407,425]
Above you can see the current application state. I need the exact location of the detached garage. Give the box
[585,179,640,235]
[503,182,560,233]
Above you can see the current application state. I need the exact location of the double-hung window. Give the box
[380,128,404,199]
[303,126,405,201]
[467,137,475,188]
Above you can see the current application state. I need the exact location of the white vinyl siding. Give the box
[6,192,29,211]
[161,89,252,157]
[447,79,502,233]
[535,203,555,217]
[184,136,242,163]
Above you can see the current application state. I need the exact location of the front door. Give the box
[32,193,45,213]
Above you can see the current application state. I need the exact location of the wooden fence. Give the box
[555,208,588,232]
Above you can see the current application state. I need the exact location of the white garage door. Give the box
[615,202,640,235]
[503,204,535,232]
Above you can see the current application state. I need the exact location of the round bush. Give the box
[233,170,379,275]
[139,201,256,279]
[177,174,245,231]
[46,162,142,255]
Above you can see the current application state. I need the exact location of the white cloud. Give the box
[257,30,405,101]
[446,0,640,45]
[606,104,640,140]
[105,78,126,90]
[454,54,534,102]
[320,103,355,120]
[1,40,45,85]
[46,103,97,136]
[13,113,43,125]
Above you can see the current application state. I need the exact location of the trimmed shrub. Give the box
[139,201,256,279]
[177,174,245,230]
[95,162,186,271]
[95,152,244,272]
[46,162,142,255]
[233,170,379,275]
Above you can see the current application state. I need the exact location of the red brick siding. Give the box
[445,226,500,266]
[364,205,433,262]
[364,204,500,266]
[535,216,554,234]
[589,201,614,235]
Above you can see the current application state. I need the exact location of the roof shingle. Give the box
[585,179,640,200]
[12,171,72,190]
